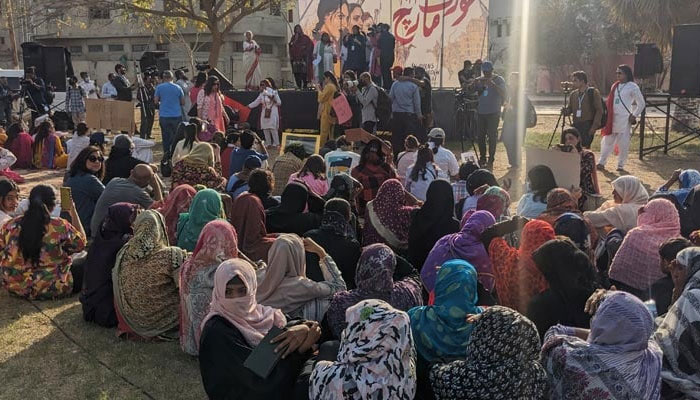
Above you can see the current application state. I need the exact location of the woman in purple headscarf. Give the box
[422,210,496,292]
[541,291,662,399]
[325,243,423,339]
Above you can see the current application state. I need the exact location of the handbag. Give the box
[264,107,272,118]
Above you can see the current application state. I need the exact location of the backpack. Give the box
[374,86,392,125]
[588,87,608,130]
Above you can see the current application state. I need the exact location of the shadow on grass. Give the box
[0,292,205,399]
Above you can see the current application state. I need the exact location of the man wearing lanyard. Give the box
[563,71,603,148]
[598,64,645,172]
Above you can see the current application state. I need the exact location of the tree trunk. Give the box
[208,31,223,69]
[6,0,20,68]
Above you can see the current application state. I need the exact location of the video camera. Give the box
[195,62,211,72]
[143,65,160,78]
[561,81,575,94]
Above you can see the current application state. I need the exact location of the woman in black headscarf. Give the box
[80,202,141,327]
[265,182,324,235]
[527,238,599,340]
[408,180,460,271]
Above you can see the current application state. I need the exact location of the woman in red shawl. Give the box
[289,25,314,89]
[362,178,420,253]
[151,184,197,245]
[487,219,556,312]
[230,192,277,263]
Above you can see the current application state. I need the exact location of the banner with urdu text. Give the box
[297,0,489,87]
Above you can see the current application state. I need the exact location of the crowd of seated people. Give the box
[1,112,699,400]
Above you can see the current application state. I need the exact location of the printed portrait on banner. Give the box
[297,0,489,87]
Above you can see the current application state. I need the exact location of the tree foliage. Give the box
[602,0,700,50]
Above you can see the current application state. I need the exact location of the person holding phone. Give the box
[199,258,322,400]
[0,184,86,300]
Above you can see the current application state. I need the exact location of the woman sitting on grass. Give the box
[0,184,86,300]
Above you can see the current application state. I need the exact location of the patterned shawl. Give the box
[176,189,224,251]
[654,247,700,398]
[423,210,496,292]
[230,192,276,262]
[542,291,662,399]
[151,184,196,245]
[201,258,287,347]
[365,179,416,249]
[319,210,354,237]
[112,210,187,338]
[408,260,483,363]
[183,142,215,169]
[609,198,680,290]
[326,244,423,338]
[489,220,555,312]
[538,188,579,225]
[255,234,332,313]
[310,299,416,400]
[430,306,547,400]
[459,186,510,228]
[179,220,238,355]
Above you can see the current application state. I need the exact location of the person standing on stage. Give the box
[66,76,87,127]
[354,72,379,133]
[247,79,281,148]
[289,25,314,89]
[101,73,117,99]
[314,32,337,85]
[112,64,135,102]
[23,67,50,124]
[243,31,263,91]
[458,60,474,89]
[79,72,100,99]
[175,69,193,116]
[378,23,395,90]
[389,67,421,158]
[342,25,367,75]
[137,74,156,140]
[154,70,185,158]
[562,71,603,149]
[472,60,506,167]
[598,64,645,172]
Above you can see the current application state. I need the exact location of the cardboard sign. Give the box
[281,131,321,156]
[525,146,581,189]
[85,98,137,132]
[331,93,352,125]
[345,128,392,155]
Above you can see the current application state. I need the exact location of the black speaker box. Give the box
[670,24,700,96]
[634,43,663,78]
[21,42,71,92]
[139,51,170,74]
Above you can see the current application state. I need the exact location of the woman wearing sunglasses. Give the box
[65,146,106,238]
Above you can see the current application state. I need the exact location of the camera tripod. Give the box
[547,89,572,148]
[454,90,481,163]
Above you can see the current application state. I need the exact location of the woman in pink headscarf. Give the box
[362,178,420,251]
[151,184,197,245]
[609,198,681,296]
[179,220,239,355]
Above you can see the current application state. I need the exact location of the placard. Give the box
[85,98,137,132]
[331,93,352,125]
[281,131,321,156]
[525,147,581,189]
[345,128,391,155]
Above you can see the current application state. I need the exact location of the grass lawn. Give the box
[1,115,698,399]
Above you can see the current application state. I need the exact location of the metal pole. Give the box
[639,108,646,160]
[664,95,671,154]
[439,0,445,88]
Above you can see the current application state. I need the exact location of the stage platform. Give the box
[224,89,462,138]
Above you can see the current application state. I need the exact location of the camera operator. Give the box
[562,71,602,149]
[472,60,506,167]
[112,64,136,102]
[23,66,50,124]
[137,73,156,140]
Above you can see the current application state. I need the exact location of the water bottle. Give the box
[644,300,657,319]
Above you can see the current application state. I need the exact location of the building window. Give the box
[88,44,104,53]
[260,43,273,54]
[108,44,124,52]
[69,45,83,54]
[132,44,148,52]
[506,22,511,36]
[497,23,502,38]
[156,43,170,51]
[190,42,212,52]
[89,7,110,19]
[0,37,5,45]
